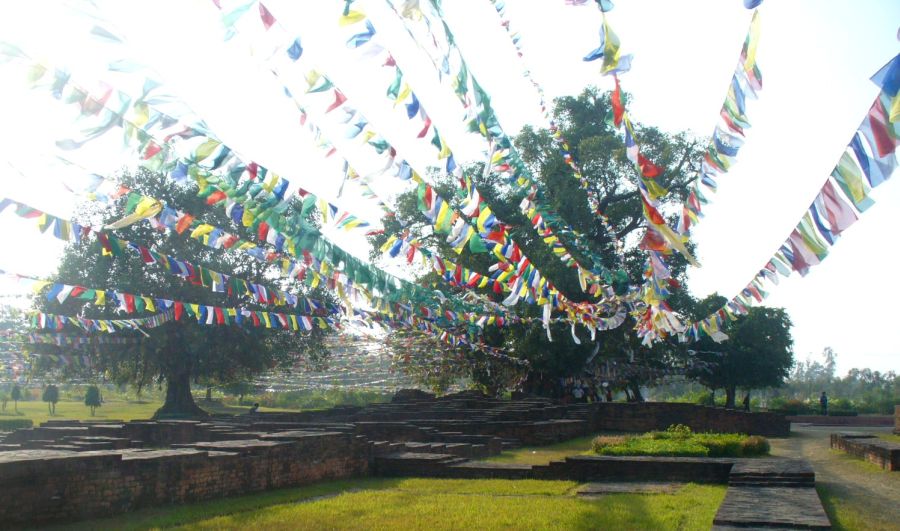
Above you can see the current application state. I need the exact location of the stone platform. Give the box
[713,487,831,529]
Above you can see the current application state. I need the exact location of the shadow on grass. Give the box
[42,478,405,531]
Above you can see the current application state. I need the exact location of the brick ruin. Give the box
[830,432,900,471]
[0,394,794,526]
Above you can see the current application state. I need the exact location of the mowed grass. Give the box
[877,433,900,444]
[481,435,596,465]
[817,483,899,531]
[0,399,290,426]
[56,478,726,531]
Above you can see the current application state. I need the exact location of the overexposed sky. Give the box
[0,0,898,374]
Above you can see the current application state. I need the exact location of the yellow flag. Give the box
[339,10,366,26]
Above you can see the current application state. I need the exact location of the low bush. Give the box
[740,435,770,456]
[591,435,630,452]
[693,433,744,457]
[0,418,33,430]
[592,425,770,458]
[595,437,709,457]
[769,397,814,415]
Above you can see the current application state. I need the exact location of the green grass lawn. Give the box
[817,482,899,531]
[0,398,290,426]
[482,435,596,465]
[54,478,726,531]
[877,433,900,444]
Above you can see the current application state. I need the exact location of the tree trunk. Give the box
[205,385,213,402]
[629,383,645,402]
[153,361,209,419]
[725,385,737,409]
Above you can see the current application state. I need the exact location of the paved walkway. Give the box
[770,424,900,530]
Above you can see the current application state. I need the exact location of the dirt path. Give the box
[769,425,900,530]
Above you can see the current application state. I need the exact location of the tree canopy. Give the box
[30,168,334,417]
[371,85,793,398]
[687,294,794,407]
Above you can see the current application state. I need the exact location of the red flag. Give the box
[417,115,432,138]
[639,227,668,251]
[611,77,625,128]
[257,221,269,242]
[174,214,194,234]
[326,90,347,113]
[638,154,662,178]
[124,294,135,313]
[259,3,275,30]
[143,142,162,160]
[205,191,227,205]
[640,193,666,226]
[820,180,858,235]
[863,98,898,157]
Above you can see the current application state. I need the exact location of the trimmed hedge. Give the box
[592,424,770,458]
[0,418,33,430]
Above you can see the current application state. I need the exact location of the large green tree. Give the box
[32,168,333,418]
[370,86,706,394]
[687,294,794,407]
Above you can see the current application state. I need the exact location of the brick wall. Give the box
[589,402,790,437]
[830,433,900,471]
[0,432,369,526]
[784,415,893,427]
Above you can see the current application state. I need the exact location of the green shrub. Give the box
[695,391,716,406]
[596,438,709,457]
[666,424,693,438]
[740,436,770,456]
[693,433,745,457]
[0,418,33,430]
[592,430,770,458]
[769,398,812,415]
[591,435,631,452]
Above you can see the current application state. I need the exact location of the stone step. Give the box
[729,480,815,488]
[498,438,521,449]
[713,486,831,529]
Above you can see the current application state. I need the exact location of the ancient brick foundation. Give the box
[0,396,791,525]
[785,415,894,427]
[830,433,900,471]
[589,402,790,437]
[0,431,369,525]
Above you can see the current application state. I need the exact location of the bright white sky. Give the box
[0,0,897,374]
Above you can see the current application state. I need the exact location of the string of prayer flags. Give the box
[5,54,477,322]
[29,309,175,334]
[25,333,141,347]
[678,8,763,237]
[373,1,617,286]
[488,0,626,266]
[681,54,898,343]
[1,197,342,315]
[15,271,340,334]
[581,5,695,343]
[213,4,614,324]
